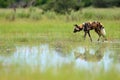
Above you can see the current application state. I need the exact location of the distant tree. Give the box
[92,0,120,8]
[35,0,50,6]
[82,0,92,7]
[0,0,119,8]
[43,0,82,14]
[8,0,36,8]
[113,0,120,7]
[0,0,8,8]
[92,0,107,7]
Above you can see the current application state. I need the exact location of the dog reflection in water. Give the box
[74,46,105,62]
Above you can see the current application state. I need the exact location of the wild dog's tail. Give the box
[101,27,106,36]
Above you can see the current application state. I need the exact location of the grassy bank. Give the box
[0,7,120,21]
[0,65,120,80]
[0,19,119,43]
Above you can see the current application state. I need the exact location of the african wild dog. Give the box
[73,21,107,42]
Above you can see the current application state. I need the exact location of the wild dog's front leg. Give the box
[88,31,92,42]
[97,35,101,41]
[84,32,87,40]
[95,29,101,41]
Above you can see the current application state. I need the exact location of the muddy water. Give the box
[0,43,120,73]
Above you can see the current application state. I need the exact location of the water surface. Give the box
[0,43,120,73]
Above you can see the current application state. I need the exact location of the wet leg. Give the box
[88,31,92,42]
[95,29,101,41]
[97,35,101,41]
[84,32,87,40]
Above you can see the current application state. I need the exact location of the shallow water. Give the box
[0,43,120,73]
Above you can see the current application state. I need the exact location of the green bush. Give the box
[43,11,57,19]
[16,10,30,18]
[43,0,82,14]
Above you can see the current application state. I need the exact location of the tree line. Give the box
[0,0,120,13]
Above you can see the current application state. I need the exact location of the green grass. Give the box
[0,19,119,43]
[0,65,120,80]
[0,8,120,80]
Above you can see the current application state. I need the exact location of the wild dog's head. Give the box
[99,23,106,36]
[73,24,83,33]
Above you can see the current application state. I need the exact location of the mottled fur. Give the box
[73,21,107,42]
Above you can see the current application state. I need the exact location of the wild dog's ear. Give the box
[74,24,80,28]
[74,24,78,27]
